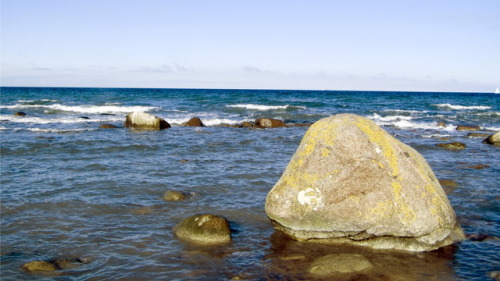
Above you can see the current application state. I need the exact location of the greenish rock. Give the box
[438,179,458,188]
[467,132,490,138]
[163,190,189,201]
[125,112,170,130]
[174,214,231,245]
[482,132,500,146]
[436,142,466,150]
[23,261,58,272]
[265,114,464,252]
[255,118,286,128]
[456,125,480,131]
[309,253,373,276]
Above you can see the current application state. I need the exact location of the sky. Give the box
[1,0,499,92]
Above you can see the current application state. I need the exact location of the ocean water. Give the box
[0,87,498,280]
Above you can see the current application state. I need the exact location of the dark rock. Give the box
[439,179,458,188]
[436,142,466,150]
[286,123,313,128]
[13,112,27,116]
[79,116,90,120]
[125,112,170,130]
[174,214,231,245]
[456,125,480,131]
[241,121,253,127]
[482,132,500,146]
[255,118,286,128]
[99,124,118,129]
[163,190,189,201]
[183,117,205,127]
[467,133,490,138]
[466,164,489,169]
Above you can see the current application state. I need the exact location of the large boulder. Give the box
[125,112,170,130]
[482,132,500,146]
[265,114,464,252]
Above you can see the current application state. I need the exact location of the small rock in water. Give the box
[490,271,500,281]
[436,142,466,150]
[437,121,447,127]
[174,214,231,245]
[99,124,118,129]
[467,132,490,138]
[183,117,205,127]
[439,179,458,188]
[163,190,189,201]
[482,132,500,146]
[309,253,373,276]
[466,164,489,170]
[13,112,27,116]
[456,125,480,131]
[23,261,59,272]
[255,118,286,128]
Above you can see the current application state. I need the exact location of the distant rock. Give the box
[467,132,490,138]
[99,124,118,129]
[183,117,205,127]
[241,121,253,128]
[255,118,285,128]
[436,142,466,150]
[482,132,500,146]
[456,125,480,131]
[125,112,170,130]
[163,190,189,201]
[438,121,446,128]
[13,112,27,116]
[466,164,489,170]
[309,253,373,276]
[265,114,464,252]
[174,214,231,245]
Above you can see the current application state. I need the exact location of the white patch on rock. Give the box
[375,147,382,154]
[297,188,323,210]
[197,216,209,226]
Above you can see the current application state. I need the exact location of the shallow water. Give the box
[1,87,499,280]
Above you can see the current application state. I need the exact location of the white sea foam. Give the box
[0,114,122,124]
[226,104,305,110]
[0,103,159,114]
[369,114,455,131]
[26,128,94,133]
[433,104,491,110]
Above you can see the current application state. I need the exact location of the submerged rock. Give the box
[456,125,480,131]
[309,253,373,276]
[174,214,231,245]
[467,132,490,138]
[255,118,286,128]
[183,117,205,127]
[125,112,170,130]
[436,142,466,150]
[265,114,464,252]
[99,124,118,129]
[13,112,27,116]
[482,132,500,146]
[163,190,189,201]
[23,261,58,272]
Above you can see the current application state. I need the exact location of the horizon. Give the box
[1,0,499,92]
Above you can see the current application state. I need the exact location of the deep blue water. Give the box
[1,87,499,280]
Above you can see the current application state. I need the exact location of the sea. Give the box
[0,87,498,281]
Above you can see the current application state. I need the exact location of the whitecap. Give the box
[0,103,159,114]
[226,104,306,110]
[432,104,492,110]
[0,114,122,124]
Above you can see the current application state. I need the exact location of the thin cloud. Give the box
[242,65,263,73]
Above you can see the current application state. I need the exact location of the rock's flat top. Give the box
[265,114,464,251]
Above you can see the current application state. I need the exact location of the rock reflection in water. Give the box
[264,231,458,281]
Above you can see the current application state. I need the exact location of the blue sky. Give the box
[1,0,499,92]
